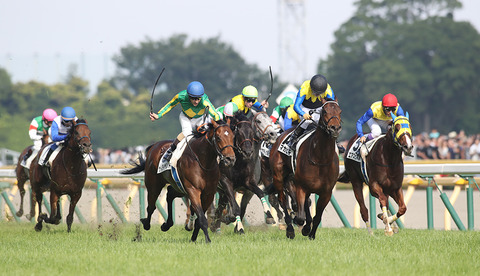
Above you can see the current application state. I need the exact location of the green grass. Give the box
[1,222,479,275]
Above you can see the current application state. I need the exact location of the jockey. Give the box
[22,108,57,167]
[229,85,269,117]
[39,106,78,166]
[356,93,406,143]
[270,96,293,124]
[150,81,221,164]
[216,102,238,122]
[281,104,301,132]
[286,74,343,152]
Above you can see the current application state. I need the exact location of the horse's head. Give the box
[318,100,342,138]
[68,119,92,155]
[231,113,255,160]
[209,120,236,167]
[252,111,277,144]
[391,113,413,156]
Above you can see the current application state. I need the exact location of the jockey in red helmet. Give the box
[356,93,405,143]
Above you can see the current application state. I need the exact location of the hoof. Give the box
[140,218,151,231]
[286,230,295,239]
[161,223,171,232]
[35,223,43,232]
[265,217,275,225]
[384,228,394,236]
[16,210,23,217]
[26,214,33,220]
[278,223,287,230]
[236,228,245,235]
[392,224,399,234]
[301,225,311,236]
[185,224,193,231]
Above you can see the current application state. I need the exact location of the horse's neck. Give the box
[189,136,216,164]
[378,133,403,164]
[311,127,336,159]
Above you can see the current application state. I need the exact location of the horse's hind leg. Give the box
[161,186,181,232]
[352,180,372,235]
[34,191,45,232]
[141,180,164,231]
[189,191,213,243]
[15,170,28,217]
[46,192,61,225]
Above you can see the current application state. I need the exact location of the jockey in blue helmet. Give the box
[150,81,221,163]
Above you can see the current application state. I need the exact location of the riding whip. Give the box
[264,66,274,103]
[150,67,166,114]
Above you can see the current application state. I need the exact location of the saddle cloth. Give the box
[157,136,190,174]
[345,135,385,184]
[37,144,62,167]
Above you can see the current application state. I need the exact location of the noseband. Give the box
[232,121,254,153]
[252,112,275,141]
[207,124,235,163]
[315,101,341,137]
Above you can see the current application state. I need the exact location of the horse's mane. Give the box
[192,120,224,138]
[234,112,249,122]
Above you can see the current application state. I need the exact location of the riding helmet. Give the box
[61,106,76,121]
[42,108,58,122]
[382,93,398,107]
[310,74,328,95]
[187,81,205,97]
[279,96,293,108]
[241,85,258,98]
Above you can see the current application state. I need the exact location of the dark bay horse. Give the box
[211,112,256,234]
[30,119,92,232]
[270,100,342,239]
[122,120,235,243]
[15,133,49,218]
[338,114,413,235]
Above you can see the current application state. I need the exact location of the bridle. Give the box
[232,120,254,155]
[252,111,275,142]
[72,122,92,154]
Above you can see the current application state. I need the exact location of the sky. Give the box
[1,0,479,94]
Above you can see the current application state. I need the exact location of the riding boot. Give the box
[337,141,345,153]
[42,148,54,167]
[286,127,304,149]
[163,139,179,163]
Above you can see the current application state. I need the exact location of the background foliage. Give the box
[1,0,479,152]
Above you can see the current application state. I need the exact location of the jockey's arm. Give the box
[50,121,67,142]
[28,119,42,141]
[284,116,293,131]
[154,94,180,120]
[293,93,306,117]
[252,101,266,112]
[356,109,374,138]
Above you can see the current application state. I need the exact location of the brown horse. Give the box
[15,133,49,219]
[338,114,413,235]
[30,119,92,232]
[270,99,342,239]
[122,120,235,243]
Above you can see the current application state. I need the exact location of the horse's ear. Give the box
[212,120,219,128]
[321,97,327,104]
[391,113,397,121]
[405,112,409,120]
[226,117,231,126]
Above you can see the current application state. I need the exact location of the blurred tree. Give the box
[321,0,480,136]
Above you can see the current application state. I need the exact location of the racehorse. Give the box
[211,112,256,233]
[337,113,413,236]
[270,99,342,239]
[217,111,278,227]
[30,119,92,232]
[122,120,235,243]
[15,133,49,218]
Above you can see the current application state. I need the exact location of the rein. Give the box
[188,124,234,171]
[252,112,275,142]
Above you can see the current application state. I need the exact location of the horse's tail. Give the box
[121,155,146,175]
[337,171,350,183]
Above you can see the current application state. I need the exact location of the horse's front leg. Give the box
[247,180,275,224]
[386,188,407,234]
[15,174,28,217]
[34,191,45,232]
[293,185,307,227]
[67,193,81,232]
[141,179,164,231]
[308,191,332,240]
[188,189,211,243]
[371,183,393,236]
[47,191,61,225]
[301,194,312,236]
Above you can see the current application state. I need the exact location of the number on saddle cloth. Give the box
[346,138,363,162]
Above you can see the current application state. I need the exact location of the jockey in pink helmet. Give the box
[21,108,58,168]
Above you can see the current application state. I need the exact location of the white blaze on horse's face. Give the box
[224,131,229,136]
